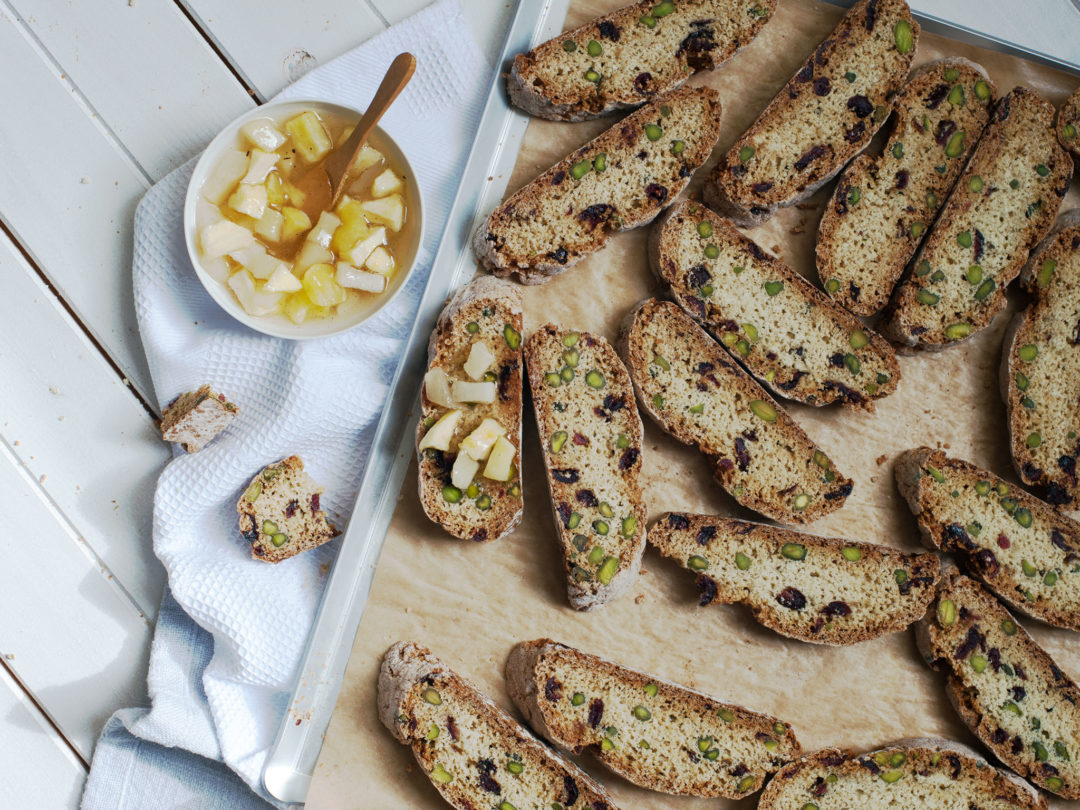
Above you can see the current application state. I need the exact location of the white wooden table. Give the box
[1,0,1077,806]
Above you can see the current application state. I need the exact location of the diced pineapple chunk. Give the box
[307,211,342,248]
[483,436,516,482]
[200,220,255,259]
[459,418,506,460]
[348,227,387,267]
[302,263,347,307]
[240,118,287,151]
[364,245,395,276]
[241,149,280,185]
[463,342,495,381]
[195,198,224,233]
[353,144,383,173]
[285,111,333,163]
[265,173,286,207]
[452,380,497,404]
[228,183,268,219]
[423,367,453,408]
[254,207,284,242]
[372,168,403,198]
[201,150,248,204]
[451,452,479,490]
[418,409,462,452]
[281,206,312,242]
[361,194,405,232]
[294,240,333,274]
[228,269,283,316]
[283,291,331,324]
[336,263,386,293]
[331,198,372,255]
[264,264,302,293]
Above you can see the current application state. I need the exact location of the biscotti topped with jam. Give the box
[416,276,524,543]
[817,59,996,316]
[508,0,775,121]
[704,0,919,226]
[505,639,800,799]
[652,201,900,411]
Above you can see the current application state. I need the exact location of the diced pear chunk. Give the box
[200,220,254,259]
[201,256,230,283]
[254,207,284,242]
[264,264,302,293]
[364,245,395,276]
[372,168,403,198]
[294,240,334,273]
[201,150,248,204]
[241,149,280,185]
[240,118,287,151]
[418,409,462,452]
[281,206,312,242]
[228,183,268,219]
[229,244,287,280]
[349,228,387,267]
[361,194,405,231]
[451,452,479,490]
[228,270,283,316]
[307,211,342,248]
[483,436,516,482]
[284,111,333,163]
[423,368,454,408]
[452,380,497,404]
[463,342,495,381]
[353,144,383,173]
[459,417,505,460]
[336,262,385,293]
[195,198,224,233]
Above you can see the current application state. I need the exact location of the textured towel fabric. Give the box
[80,1,488,806]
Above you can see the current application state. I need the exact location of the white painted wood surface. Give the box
[0,0,1075,806]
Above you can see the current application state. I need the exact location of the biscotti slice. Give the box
[703,0,918,227]
[881,87,1072,350]
[650,512,939,644]
[508,0,774,122]
[524,325,647,610]
[652,201,900,411]
[505,639,800,799]
[378,641,619,810]
[474,86,722,284]
[1000,210,1080,509]
[416,276,524,543]
[1057,85,1080,159]
[160,384,238,452]
[236,455,335,562]
[918,571,1080,799]
[895,447,1080,631]
[817,60,996,315]
[759,739,1046,809]
[619,299,852,523]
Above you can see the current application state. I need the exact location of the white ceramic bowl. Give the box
[183,99,423,339]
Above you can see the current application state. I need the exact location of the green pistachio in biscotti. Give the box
[650,512,940,645]
[654,201,899,411]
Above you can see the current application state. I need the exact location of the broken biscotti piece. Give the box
[1057,84,1080,159]
[1000,209,1080,509]
[377,640,620,810]
[474,86,722,284]
[759,739,1046,809]
[524,325,647,611]
[918,570,1080,799]
[159,384,237,452]
[880,86,1072,351]
[504,638,800,799]
[816,59,996,316]
[895,447,1080,632]
[652,200,900,411]
[618,299,853,523]
[236,455,336,563]
[507,0,775,121]
[649,512,940,644]
[416,276,524,543]
[704,0,918,227]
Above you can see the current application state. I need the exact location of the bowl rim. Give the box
[183,97,425,340]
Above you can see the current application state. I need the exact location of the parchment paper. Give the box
[307,1,1080,806]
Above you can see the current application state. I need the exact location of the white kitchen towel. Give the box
[81,1,489,806]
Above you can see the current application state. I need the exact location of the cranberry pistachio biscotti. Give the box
[652,200,900,411]
[525,325,647,610]
[416,276,524,543]
[236,455,336,562]
[475,86,722,283]
[1057,84,1080,159]
[508,0,775,121]
[704,0,919,227]
[378,641,619,810]
[816,59,996,316]
[505,639,801,799]
[619,299,852,523]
